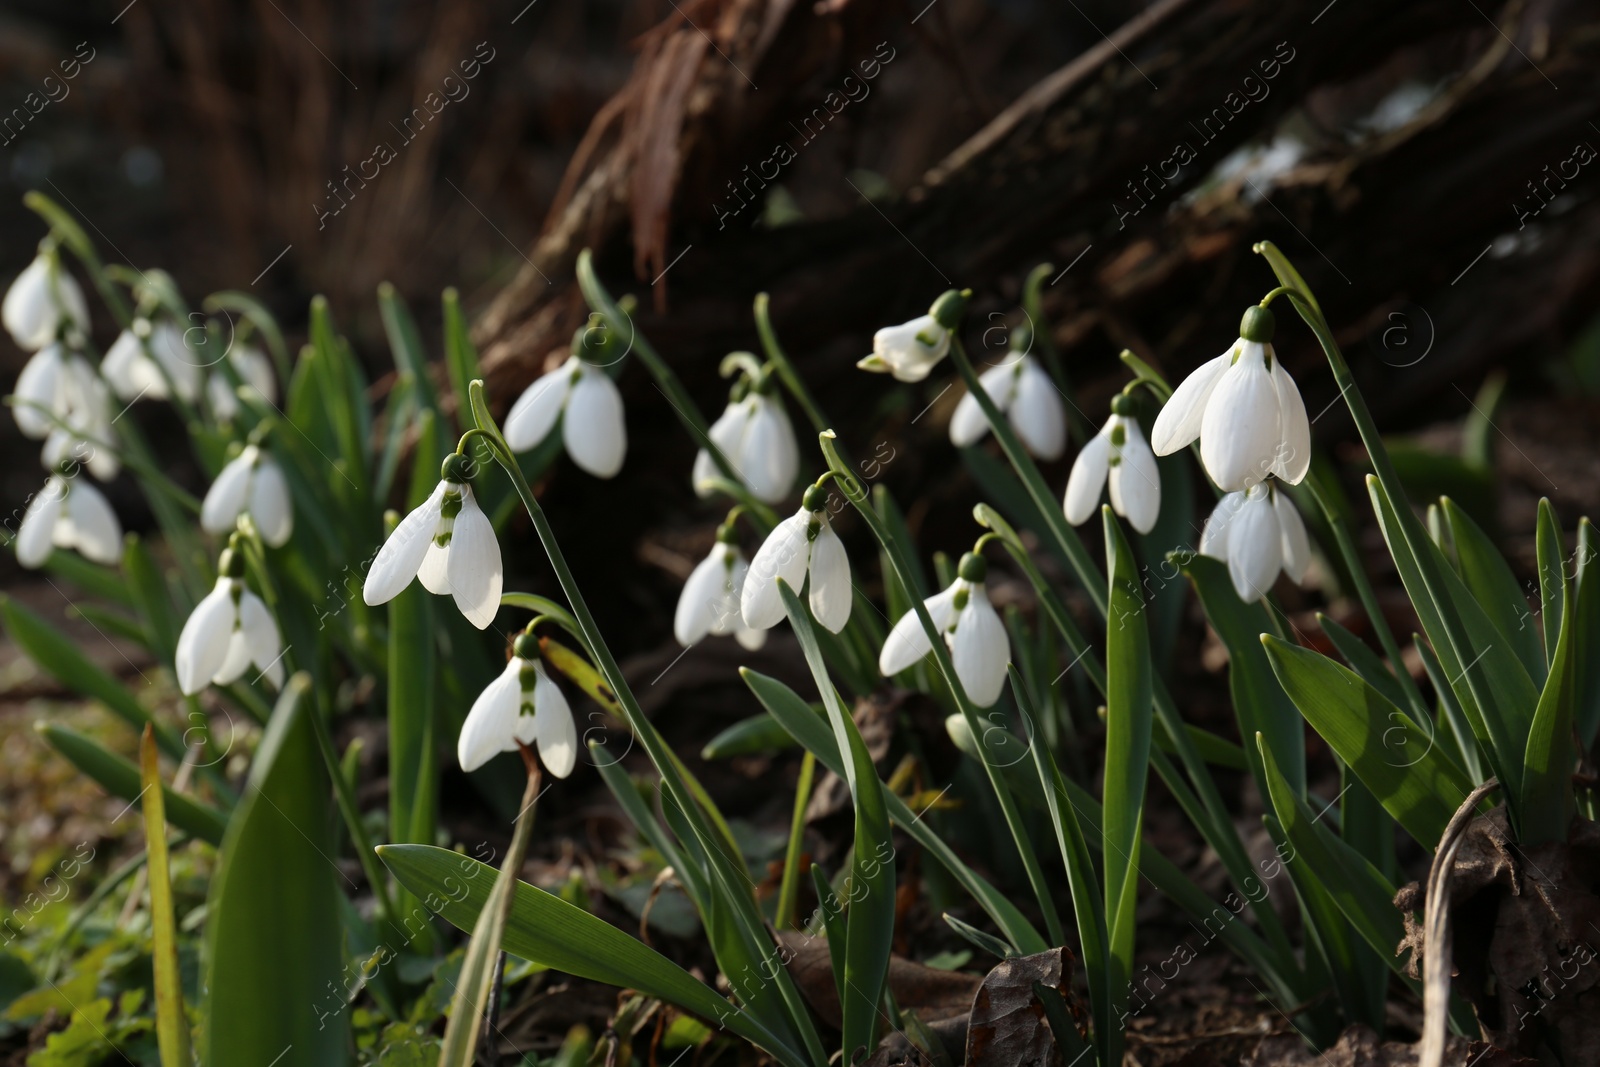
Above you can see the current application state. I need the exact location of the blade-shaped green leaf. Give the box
[442,288,480,434]
[139,727,190,1067]
[1441,498,1544,683]
[1521,528,1576,845]
[38,723,228,844]
[1574,519,1600,749]
[1262,636,1474,846]
[378,844,807,1067]
[202,675,347,1065]
[1318,613,1412,721]
[1537,498,1565,670]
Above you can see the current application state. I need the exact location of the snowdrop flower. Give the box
[362,453,502,629]
[3,249,89,351]
[206,344,276,421]
[457,632,577,776]
[39,367,119,482]
[692,385,799,504]
[101,319,202,403]
[949,353,1065,459]
[675,525,766,651]
[175,538,284,695]
[201,445,293,547]
[1063,396,1160,534]
[741,483,852,633]
[858,289,968,383]
[504,316,627,478]
[1150,305,1311,492]
[879,552,1008,707]
[1199,481,1311,602]
[12,343,95,438]
[14,472,122,569]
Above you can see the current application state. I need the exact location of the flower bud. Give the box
[929,288,971,330]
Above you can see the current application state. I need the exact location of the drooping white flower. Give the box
[3,250,89,351]
[201,445,293,547]
[675,534,766,651]
[857,290,968,383]
[878,552,1009,707]
[457,634,577,776]
[39,364,119,482]
[692,390,799,504]
[1063,400,1160,534]
[741,485,853,634]
[504,354,627,478]
[175,544,284,695]
[101,319,202,403]
[949,353,1065,459]
[206,343,276,420]
[13,343,78,438]
[362,455,502,629]
[1149,306,1310,492]
[14,474,122,569]
[1199,481,1312,602]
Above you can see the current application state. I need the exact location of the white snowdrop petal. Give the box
[416,540,451,595]
[15,481,65,569]
[563,367,627,478]
[445,488,502,629]
[1228,488,1282,602]
[201,451,255,535]
[952,589,1009,708]
[675,547,730,646]
[696,402,752,496]
[870,316,949,383]
[1274,490,1312,585]
[13,346,64,438]
[878,585,959,676]
[1199,491,1245,561]
[1269,354,1312,485]
[742,398,799,504]
[175,580,238,695]
[457,660,523,772]
[1063,427,1112,526]
[948,391,988,447]
[235,345,277,404]
[1110,420,1161,535]
[742,511,813,630]
[504,362,573,452]
[734,625,767,651]
[64,482,122,564]
[363,482,446,606]
[1150,348,1231,455]
[806,521,853,634]
[1012,361,1066,460]
[1200,344,1282,491]
[250,458,293,547]
[214,629,254,686]
[534,667,578,778]
[101,329,147,400]
[3,256,67,350]
[238,591,283,684]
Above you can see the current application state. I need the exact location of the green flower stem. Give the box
[499,593,588,653]
[754,293,829,435]
[948,336,1108,620]
[1300,478,1429,722]
[775,751,817,930]
[1118,350,1173,403]
[818,430,1066,948]
[470,381,826,1067]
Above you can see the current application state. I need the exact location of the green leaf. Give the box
[123,534,179,660]
[1521,523,1576,845]
[442,289,480,433]
[701,712,800,760]
[37,723,228,845]
[1318,613,1413,718]
[741,667,1046,955]
[201,675,348,1065]
[378,844,808,1067]
[776,579,894,1062]
[139,727,190,1067]
[1261,637,1474,846]
[386,576,436,846]
[1441,498,1544,683]
[1537,499,1566,669]
[1573,519,1600,749]
[1181,554,1304,799]
[1102,509,1152,1031]
[377,282,440,412]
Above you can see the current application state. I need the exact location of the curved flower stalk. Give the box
[14,471,121,569]
[1064,394,1160,534]
[363,452,502,629]
[201,444,293,547]
[675,515,766,650]
[504,314,627,478]
[741,482,853,634]
[692,367,799,504]
[1150,305,1310,492]
[458,628,577,777]
[206,342,276,420]
[175,534,284,694]
[879,551,1009,706]
[3,248,89,351]
[102,318,202,403]
[949,352,1065,460]
[857,289,968,383]
[1199,480,1311,602]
